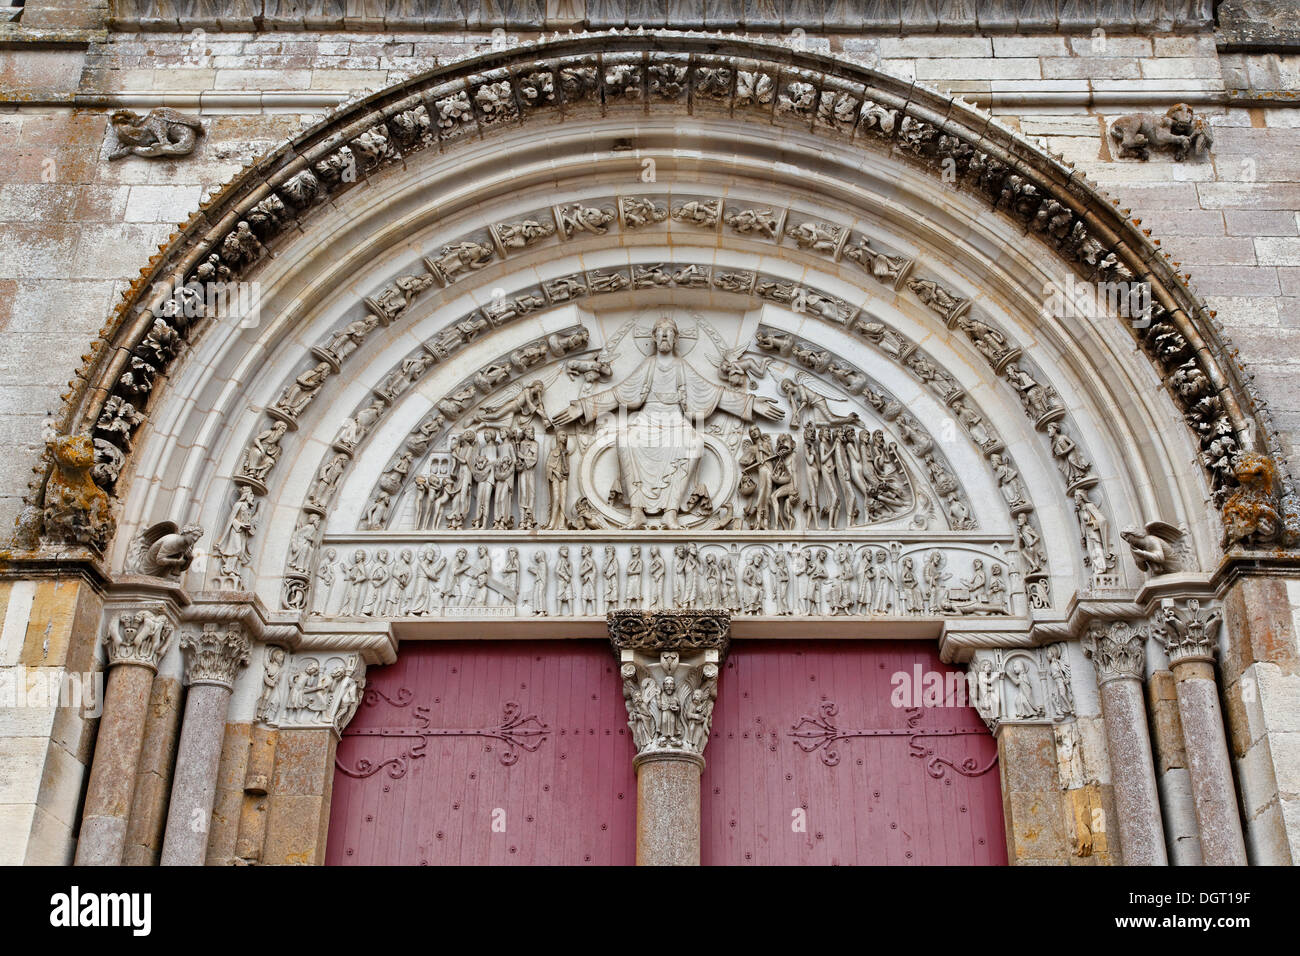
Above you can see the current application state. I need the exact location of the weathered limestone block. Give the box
[997,722,1069,865]
[261,727,336,866]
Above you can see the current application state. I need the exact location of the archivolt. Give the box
[18,30,1296,560]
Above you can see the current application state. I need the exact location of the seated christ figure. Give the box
[552,315,784,527]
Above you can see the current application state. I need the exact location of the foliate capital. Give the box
[179,622,251,689]
[1082,619,1147,684]
[1155,598,1223,667]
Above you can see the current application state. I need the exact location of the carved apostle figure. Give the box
[656,675,683,745]
[551,316,783,527]
[545,433,570,530]
[528,550,548,615]
[973,659,1000,723]
[256,646,286,722]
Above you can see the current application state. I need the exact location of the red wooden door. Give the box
[326,640,636,865]
[701,641,1006,865]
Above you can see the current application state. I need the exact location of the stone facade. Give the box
[0,2,1297,865]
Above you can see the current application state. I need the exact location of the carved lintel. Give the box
[179,621,251,690]
[1082,619,1147,684]
[1155,598,1222,667]
[105,607,175,672]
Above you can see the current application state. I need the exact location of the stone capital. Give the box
[966,644,1072,731]
[1082,619,1147,685]
[179,622,251,689]
[608,610,729,761]
[1154,598,1223,667]
[104,606,175,672]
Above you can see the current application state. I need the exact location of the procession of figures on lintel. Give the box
[290,540,1025,619]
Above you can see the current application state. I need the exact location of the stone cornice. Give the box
[106,2,1215,34]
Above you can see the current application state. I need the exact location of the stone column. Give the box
[160,622,250,866]
[1220,574,1299,864]
[1155,599,1247,865]
[1083,620,1168,865]
[607,610,729,867]
[75,607,175,866]
[1146,668,1203,865]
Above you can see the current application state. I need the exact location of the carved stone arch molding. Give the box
[17,31,1297,625]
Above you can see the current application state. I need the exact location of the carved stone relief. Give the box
[256,647,366,735]
[106,108,204,161]
[967,643,1076,731]
[608,610,729,759]
[124,521,204,579]
[306,538,1020,621]
[52,43,1284,601]
[104,608,175,671]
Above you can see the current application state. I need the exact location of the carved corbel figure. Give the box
[125,521,204,578]
[107,108,204,160]
[42,435,115,552]
[1109,103,1213,162]
[1120,521,1186,575]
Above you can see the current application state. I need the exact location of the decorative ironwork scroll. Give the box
[789,700,997,780]
[336,695,548,779]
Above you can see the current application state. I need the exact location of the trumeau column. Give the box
[1083,620,1168,865]
[75,605,177,866]
[161,622,250,866]
[608,610,729,867]
[1155,599,1247,865]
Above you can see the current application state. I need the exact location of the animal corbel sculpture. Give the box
[1220,452,1282,551]
[1109,104,1213,162]
[107,108,204,160]
[42,435,115,552]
